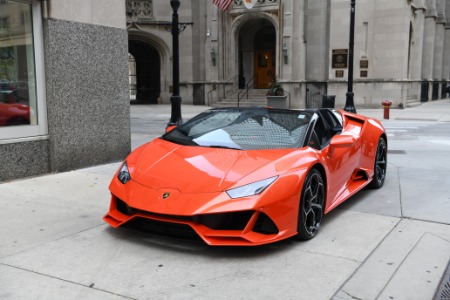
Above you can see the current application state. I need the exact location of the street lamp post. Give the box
[344,0,357,113]
[168,0,183,126]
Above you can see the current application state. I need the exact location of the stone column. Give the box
[421,0,437,100]
[290,0,306,81]
[421,0,437,81]
[305,0,328,81]
[442,0,450,80]
[432,0,445,80]
[409,1,426,80]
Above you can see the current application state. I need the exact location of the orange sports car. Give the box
[104,107,387,246]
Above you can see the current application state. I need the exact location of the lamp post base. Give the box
[168,95,183,127]
[344,92,357,113]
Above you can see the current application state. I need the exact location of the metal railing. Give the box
[206,85,216,106]
[237,75,256,108]
[223,75,239,99]
[206,75,239,106]
[284,89,291,109]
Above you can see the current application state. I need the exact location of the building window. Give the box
[128,53,137,102]
[0,0,47,141]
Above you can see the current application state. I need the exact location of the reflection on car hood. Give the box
[132,138,289,193]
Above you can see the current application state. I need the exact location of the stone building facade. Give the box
[127,0,450,109]
[2,0,449,181]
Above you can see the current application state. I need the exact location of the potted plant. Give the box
[266,77,287,108]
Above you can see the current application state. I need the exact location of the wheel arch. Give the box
[310,162,327,202]
[380,132,387,147]
[310,163,326,181]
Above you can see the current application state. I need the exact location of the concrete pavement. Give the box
[1,100,450,300]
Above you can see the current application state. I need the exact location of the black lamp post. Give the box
[344,0,357,113]
[168,0,183,126]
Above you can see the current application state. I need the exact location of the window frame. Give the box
[0,0,48,144]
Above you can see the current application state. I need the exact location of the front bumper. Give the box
[104,196,285,246]
[104,173,301,246]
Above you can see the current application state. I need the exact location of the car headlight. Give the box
[226,176,278,199]
[118,162,131,184]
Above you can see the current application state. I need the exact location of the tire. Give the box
[296,168,325,240]
[369,137,387,189]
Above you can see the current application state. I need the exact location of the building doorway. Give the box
[238,19,276,89]
[254,25,275,89]
[128,40,160,104]
[254,50,275,89]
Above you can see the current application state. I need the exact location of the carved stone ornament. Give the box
[233,0,278,8]
[126,0,153,21]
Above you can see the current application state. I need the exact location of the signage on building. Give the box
[360,60,368,69]
[332,49,348,69]
[336,70,344,78]
[360,70,368,77]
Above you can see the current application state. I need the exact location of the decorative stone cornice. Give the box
[410,0,426,10]
[424,0,437,18]
[435,0,446,24]
[230,0,279,14]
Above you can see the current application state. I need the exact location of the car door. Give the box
[309,112,362,209]
[325,127,363,208]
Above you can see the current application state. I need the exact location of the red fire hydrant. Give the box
[382,101,392,119]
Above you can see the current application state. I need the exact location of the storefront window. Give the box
[0,0,46,141]
[0,1,36,127]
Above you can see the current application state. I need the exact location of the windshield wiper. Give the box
[207,145,242,150]
[162,130,198,146]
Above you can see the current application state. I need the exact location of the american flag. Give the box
[212,0,233,11]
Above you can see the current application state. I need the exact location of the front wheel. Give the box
[369,137,387,189]
[296,168,325,240]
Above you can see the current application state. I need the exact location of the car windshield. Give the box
[162,108,313,150]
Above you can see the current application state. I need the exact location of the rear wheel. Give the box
[369,137,387,189]
[296,168,325,240]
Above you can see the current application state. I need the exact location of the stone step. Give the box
[213,88,268,107]
[213,99,267,108]
[406,101,422,108]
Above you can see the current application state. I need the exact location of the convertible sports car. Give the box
[104,107,387,246]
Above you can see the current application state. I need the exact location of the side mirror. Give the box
[329,135,355,148]
[165,125,177,133]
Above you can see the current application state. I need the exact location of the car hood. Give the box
[131,138,291,193]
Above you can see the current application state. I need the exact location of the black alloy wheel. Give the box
[297,168,325,240]
[369,137,387,189]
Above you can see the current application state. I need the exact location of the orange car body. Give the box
[104,109,386,246]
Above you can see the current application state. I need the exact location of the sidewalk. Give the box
[0,100,449,300]
[357,98,450,122]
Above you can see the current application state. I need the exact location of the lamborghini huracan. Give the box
[104,107,387,246]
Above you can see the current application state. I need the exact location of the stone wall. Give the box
[43,19,130,172]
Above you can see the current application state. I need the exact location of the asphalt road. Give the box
[1,102,449,300]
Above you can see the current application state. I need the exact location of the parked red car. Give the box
[0,102,30,126]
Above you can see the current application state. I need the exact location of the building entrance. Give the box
[238,19,276,90]
[254,25,275,89]
[128,40,160,104]
[254,50,275,89]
